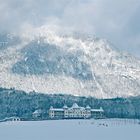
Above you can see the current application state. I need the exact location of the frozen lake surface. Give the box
[0,119,140,140]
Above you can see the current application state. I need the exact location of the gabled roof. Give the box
[63,105,68,109]
[49,104,104,112]
[86,105,91,109]
[71,103,79,109]
[33,109,42,114]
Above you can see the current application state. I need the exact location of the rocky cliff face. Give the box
[0,28,140,98]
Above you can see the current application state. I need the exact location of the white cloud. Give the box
[0,0,140,57]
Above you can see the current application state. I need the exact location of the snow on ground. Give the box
[0,119,140,140]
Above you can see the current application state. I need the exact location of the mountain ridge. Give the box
[0,28,140,98]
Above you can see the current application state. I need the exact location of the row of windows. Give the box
[50,114,103,119]
[64,111,90,114]
[49,111,103,118]
[64,113,90,115]
[64,114,91,118]
[50,113,91,118]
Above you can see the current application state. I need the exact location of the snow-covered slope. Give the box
[0,27,140,98]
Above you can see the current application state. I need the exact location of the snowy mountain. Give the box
[0,27,140,98]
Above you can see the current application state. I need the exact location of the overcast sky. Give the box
[0,0,140,58]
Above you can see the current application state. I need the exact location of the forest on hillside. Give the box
[0,88,140,120]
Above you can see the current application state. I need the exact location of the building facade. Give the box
[49,103,104,119]
[32,109,43,119]
[0,117,21,122]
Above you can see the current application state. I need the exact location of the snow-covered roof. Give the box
[91,107,104,112]
[50,108,64,111]
[63,105,68,109]
[50,106,64,111]
[50,106,53,109]
[86,105,91,109]
[49,104,104,112]
[5,116,20,119]
[71,103,79,109]
[33,109,42,114]
[68,103,86,111]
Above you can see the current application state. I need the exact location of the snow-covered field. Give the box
[0,119,140,140]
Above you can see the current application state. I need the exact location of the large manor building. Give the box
[49,103,104,119]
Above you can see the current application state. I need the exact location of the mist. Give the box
[0,0,140,58]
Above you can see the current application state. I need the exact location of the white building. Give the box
[49,103,104,119]
[0,117,21,122]
[32,109,42,119]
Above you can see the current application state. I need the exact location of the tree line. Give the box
[0,87,140,120]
